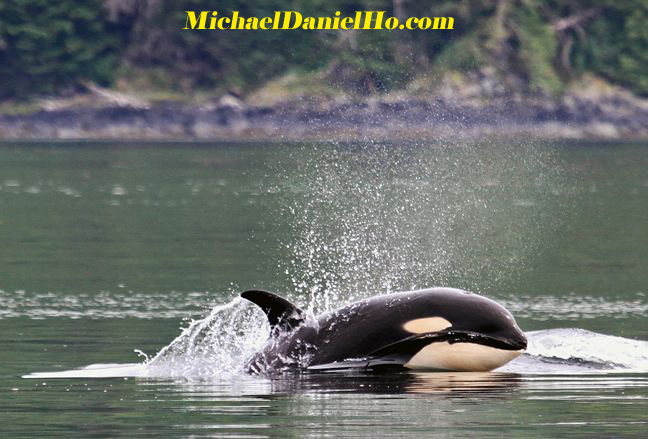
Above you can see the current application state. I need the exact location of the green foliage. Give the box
[0,0,126,98]
[2,0,648,99]
[584,2,648,95]
[509,3,562,94]
[431,27,488,73]
[325,29,411,94]
[124,0,334,92]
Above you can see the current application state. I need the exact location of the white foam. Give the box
[23,363,145,379]
[24,326,648,379]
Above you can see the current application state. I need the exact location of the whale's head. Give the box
[449,292,527,350]
[398,289,527,371]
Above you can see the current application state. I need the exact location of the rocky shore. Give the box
[2,77,647,142]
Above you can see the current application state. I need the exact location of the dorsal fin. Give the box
[241,290,306,331]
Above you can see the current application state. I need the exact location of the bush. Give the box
[0,0,126,98]
[586,3,648,95]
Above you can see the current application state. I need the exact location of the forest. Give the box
[1,0,647,100]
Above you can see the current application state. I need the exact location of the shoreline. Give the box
[2,89,648,142]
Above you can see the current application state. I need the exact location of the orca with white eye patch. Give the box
[242,287,527,374]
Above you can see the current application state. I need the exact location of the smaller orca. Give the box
[242,288,527,374]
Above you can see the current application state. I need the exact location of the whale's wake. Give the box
[23,300,648,380]
[503,328,648,373]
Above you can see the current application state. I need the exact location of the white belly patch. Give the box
[404,342,522,371]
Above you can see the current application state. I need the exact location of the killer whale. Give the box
[242,287,527,374]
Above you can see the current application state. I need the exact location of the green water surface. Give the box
[1,141,647,437]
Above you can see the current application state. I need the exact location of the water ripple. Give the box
[501,293,648,320]
[2,289,646,320]
[0,289,214,319]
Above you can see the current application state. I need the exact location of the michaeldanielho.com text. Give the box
[184,11,454,30]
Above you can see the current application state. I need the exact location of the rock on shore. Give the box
[2,77,647,141]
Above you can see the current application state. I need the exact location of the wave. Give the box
[23,304,648,379]
[501,328,648,374]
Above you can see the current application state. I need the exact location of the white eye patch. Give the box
[402,317,452,334]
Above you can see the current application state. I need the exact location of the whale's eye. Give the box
[479,323,498,333]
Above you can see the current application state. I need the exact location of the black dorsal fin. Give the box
[241,290,306,331]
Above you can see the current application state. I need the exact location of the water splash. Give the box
[506,329,648,373]
[143,297,268,379]
[23,328,648,379]
[274,141,567,314]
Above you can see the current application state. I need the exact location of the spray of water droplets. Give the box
[145,298,270,379]
[146,139,569,378]
[276,140,566,314]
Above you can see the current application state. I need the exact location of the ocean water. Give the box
[1,141,647,437]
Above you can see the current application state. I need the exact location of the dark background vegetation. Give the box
[1,0,647,100]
